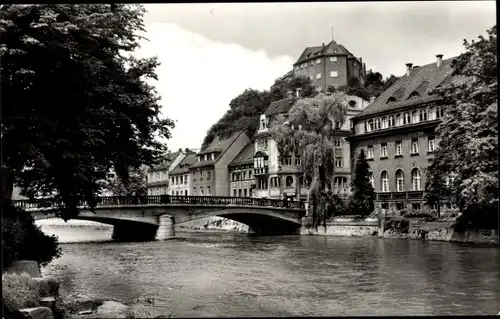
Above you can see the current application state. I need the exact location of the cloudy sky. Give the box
[134,1,496,151]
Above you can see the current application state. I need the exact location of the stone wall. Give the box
[408,220,498,245]
[300,217,379,237]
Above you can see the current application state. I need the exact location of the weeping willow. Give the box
[270,92,349,228]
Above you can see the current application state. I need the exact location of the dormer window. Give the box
[375,118,381,130]
[204,154,208,161]
[389,115,395,127]
[198,156,201,162]
[367,119,374,132]
[381,117,388,129]
[387,97,397,103]
[211,153,215,160]
[409,91,420,99]
[349,100,356,108]
[260,119,267,130]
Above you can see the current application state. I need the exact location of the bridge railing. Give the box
[12,195,306,211]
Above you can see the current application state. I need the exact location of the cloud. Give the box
[133,22,294,151]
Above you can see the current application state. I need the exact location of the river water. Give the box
[38,223,500,317]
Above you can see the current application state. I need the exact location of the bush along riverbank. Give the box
[300,215,499,245]
[2,261,165,319]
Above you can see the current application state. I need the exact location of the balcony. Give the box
[253,167,269,175]
[376,191,424,200]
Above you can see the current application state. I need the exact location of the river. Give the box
[38,222,500,317]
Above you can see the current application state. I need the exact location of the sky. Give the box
[134,1,496,152]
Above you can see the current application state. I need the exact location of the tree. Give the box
[105,166,148,196]
[270,92,349,227]
[331,72,399,101]
[201,75,317,149]
[1,4,174,220]
[348,149,375,216]
[424,162,452,218]
[428,25,497,212]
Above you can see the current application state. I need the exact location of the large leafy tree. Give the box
[1,4,174,220]
[104,166,148,197]
[270,92,349,227]
[348,149,375,216]
[424,163,452,218]
[329,71,398,100]
[428,25,497,212]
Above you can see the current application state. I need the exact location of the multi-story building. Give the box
[228,143,254,197]
[146,149,191,195]
[252,90,369,200]
[189,131,250,196]
[347,55,466,212]
[293,40,366,92]
[168,153,197,196]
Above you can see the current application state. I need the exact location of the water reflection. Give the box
[40,226,500,317]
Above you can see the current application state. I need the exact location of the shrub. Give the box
[402,208,437,221]
[2,273,40,312]
[454,201,499,231]
[2,201,61,268]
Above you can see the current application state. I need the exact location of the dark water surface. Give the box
[40,225,500,317]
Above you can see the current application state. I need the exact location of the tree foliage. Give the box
[201,75,317,149]
[1,4,174,220]
[270,92,349,227]
[348,149,375,216]
[104,166,148,196]
[428,25,497,212]
[329,72,398,101]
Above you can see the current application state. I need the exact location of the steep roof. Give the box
[170,153,197,175]
[264,97,295,117]
[190,131,243,169]
[228,143,254,167]
[294,40,356,65]
[354,57,468,119]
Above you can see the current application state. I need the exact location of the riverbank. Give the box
[300,216,499,246]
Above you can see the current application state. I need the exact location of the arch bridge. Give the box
[14,195,307,241]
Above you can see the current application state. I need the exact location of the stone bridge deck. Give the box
[14,195,307,241]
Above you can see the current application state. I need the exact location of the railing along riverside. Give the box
[12,195,306,211]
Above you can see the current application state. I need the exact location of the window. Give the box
[211,153,215,160]
[295,155,302,166]
[171,177,175,185]
[184,175,188,184]
[381,171,389,192]
[412,111,419,123]
[368,172,375,189]
[260,119,266,130]
[387,97,397,103]
[180,176,183,184]
[330,56,337,62]
[193,187,196,195]
[207,170,211,180]
[404,112,411,124]
[185,190,188,196]
[411,139,419,154]
[316,58,322,64]
[335,157,343,167]
[335,138,342,148]
[395,141,403,156]
[207,186,211,196]
[411,168,421,191]
[389,115,395,127]
[375,118,381,130]
[381,203,389,210]
[193,172,196,181]
[204,154,208,161]
[175,176,179,184]
[176,191,179,196]
[367,120,374,132]
[286,176,294,187]
[412,203,421,210]
[382,117,388,129]
[200,170,204,180]
[428,107,436,120]
[316,73,322,79]
[233,189,237,197]
[396,169,405,192]
[367,146,374,159]
[428,137,436,152]
[396,202,405,210]
[172,191,175,195]
[284,156,292,166]
[238,189,242,197]
[244,189,248,197]
[243,171,247,180]
[419,109,428,121]
[409,91,420,98]
[200,187,204,195]
[380,143,388,158]
[155,172,160,180]
[396,114,402,126]
[330,71,338,78]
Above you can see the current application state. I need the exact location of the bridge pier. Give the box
[155,215,175,240]
[111,222,158,242]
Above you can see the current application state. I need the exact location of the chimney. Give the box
[287,90,294,98]
[296,88,303,98]
[436,54,443,67]
[406,63,413,76]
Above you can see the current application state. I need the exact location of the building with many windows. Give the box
[189,131,250,196]
[228,142,255,197]
[168,153,197,196]
[146,149,196,195]
[347,55,466,212]
[293,40,366,92]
